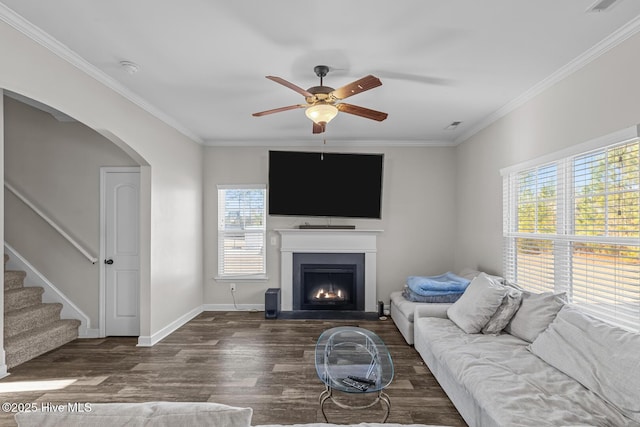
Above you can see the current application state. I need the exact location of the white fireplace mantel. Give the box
[276,229,382,312]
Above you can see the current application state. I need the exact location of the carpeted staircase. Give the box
[4,254,80,369]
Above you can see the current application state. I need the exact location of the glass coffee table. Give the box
[315,326,394,422]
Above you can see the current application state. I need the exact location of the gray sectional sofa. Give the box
[400,272,640,427]
[390,269,494,345]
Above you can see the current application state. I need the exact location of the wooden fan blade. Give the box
[266,76,313,97]
[336,103,388,121]
[252,105,305,117]
[331,75,382,100]
[312,122,326,134]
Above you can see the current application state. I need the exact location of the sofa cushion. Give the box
[482,286,523,335]
[529,305,640,423]
[390,290,420,322]
[504,291,565,342]
[15,401,253,427]
[414,316,637,426]
[458,268,505,284]
[447,273,507,333]
[457,267,481,280]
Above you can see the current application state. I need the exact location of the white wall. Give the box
[454,31,640,275]
[0,21,204,341]
[204,145,457,307]
[4,97,137,326]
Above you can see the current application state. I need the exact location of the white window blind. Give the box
[217,185,266,279]
[503,139,640,332]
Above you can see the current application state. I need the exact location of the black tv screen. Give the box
[268,150,384,219]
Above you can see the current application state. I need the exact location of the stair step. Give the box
[4,303,63,338]
[4,270,26,290]
[5,319,80,369]
[2,253,83,369]
[5,287,45,311]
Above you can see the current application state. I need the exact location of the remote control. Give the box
[347,375,376,385]
[341,378,369,391]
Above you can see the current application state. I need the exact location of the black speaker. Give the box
[265,288,281,319]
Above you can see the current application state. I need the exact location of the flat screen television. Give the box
[268,150,384,219]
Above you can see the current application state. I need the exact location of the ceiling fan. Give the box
[252,65,388,134]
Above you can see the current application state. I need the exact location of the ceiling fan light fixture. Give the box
[305,104,338,125]
[254,66,386,134]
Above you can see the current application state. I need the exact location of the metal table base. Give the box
[319,384,391,423]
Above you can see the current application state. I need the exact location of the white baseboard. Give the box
[106,302,269,345]
[137,306,203,347]
[203,304,265,311]
[136,305,265,346]
[79,328,100,339]
[4,243,92,337]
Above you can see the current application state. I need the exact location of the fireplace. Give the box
[277,229,381,313]
[293,253,365,311]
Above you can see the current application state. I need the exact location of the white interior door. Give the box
[104,170,140,336]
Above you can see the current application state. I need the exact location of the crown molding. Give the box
[455,13,640,146]
[202,138,456,148]
[0,3,203,144]
[4,3,638,149]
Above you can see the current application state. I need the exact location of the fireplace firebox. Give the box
[293,253,365,312]
[300,264,356,310]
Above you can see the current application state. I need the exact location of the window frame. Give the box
[502,128,640,332]
[216,184,268,281]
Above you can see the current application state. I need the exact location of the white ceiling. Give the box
[2,0,640,146]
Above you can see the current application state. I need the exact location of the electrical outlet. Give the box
[230,283,236,292]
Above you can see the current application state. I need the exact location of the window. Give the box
[503,137,640,332]
[217,185,267,279]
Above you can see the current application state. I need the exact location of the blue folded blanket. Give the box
[407,272,470,296]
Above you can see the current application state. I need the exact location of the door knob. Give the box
[104,258,114,265]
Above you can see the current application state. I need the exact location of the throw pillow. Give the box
[446,272,508,333]
[482,286,523,335]
[15,401,253,427]
[504,291,565,342]
[529,305,640,423]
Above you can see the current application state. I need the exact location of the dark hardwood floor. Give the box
[0,312,466,426]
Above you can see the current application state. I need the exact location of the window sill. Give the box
[214,275,269,282]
